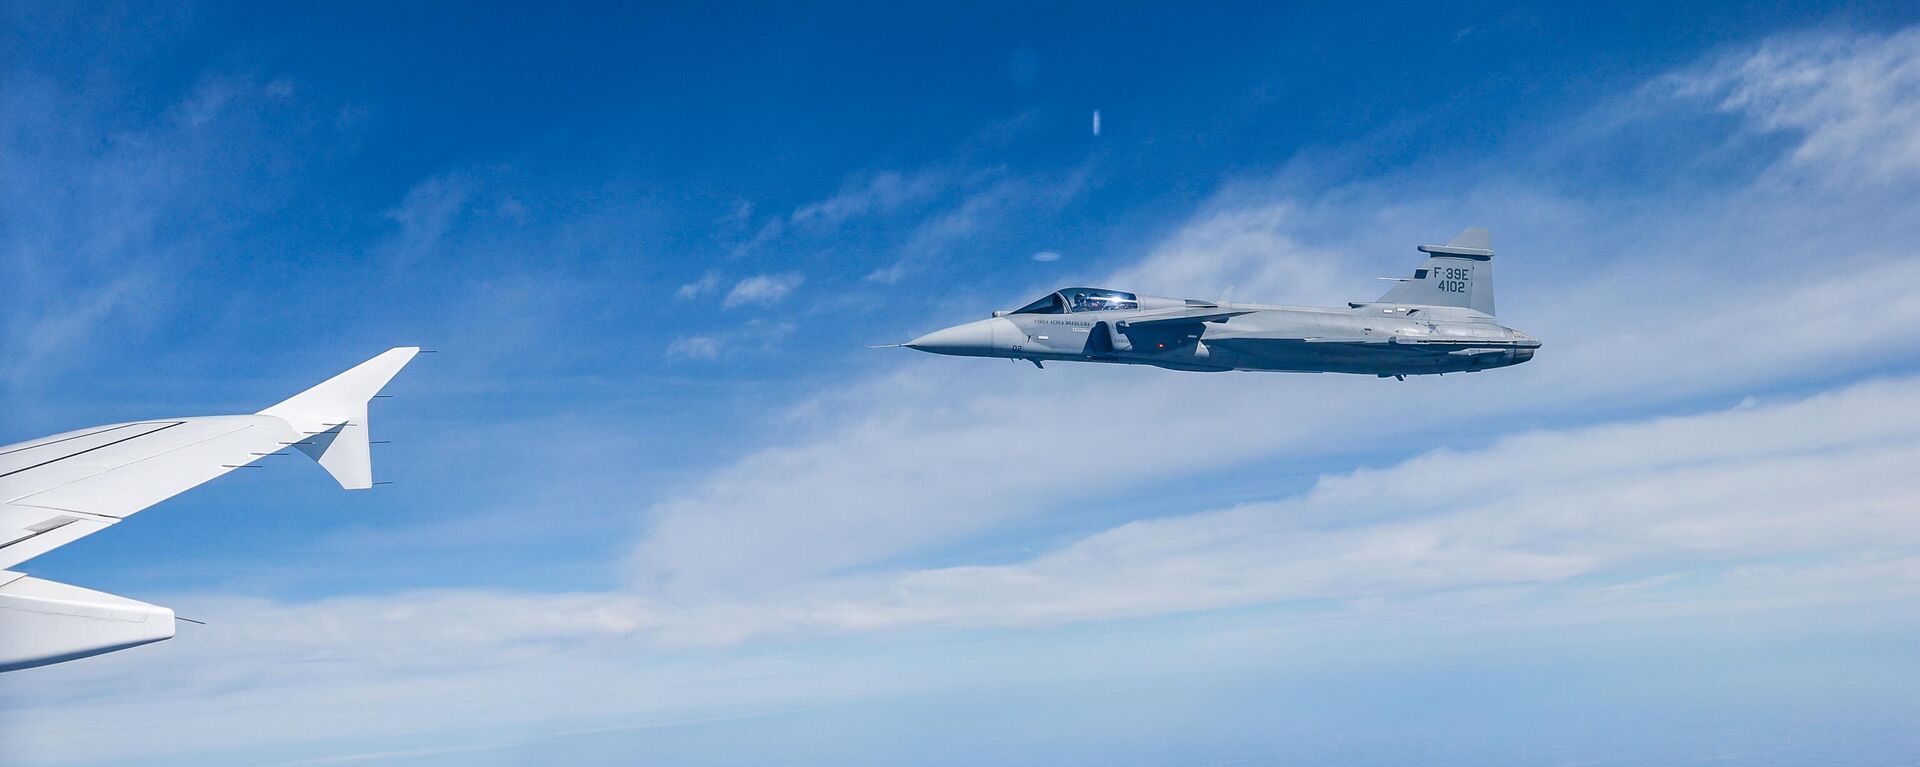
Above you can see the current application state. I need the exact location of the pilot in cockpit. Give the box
[1064,288,1138,313]
[1013,288,1139,314]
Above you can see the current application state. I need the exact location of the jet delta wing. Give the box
[892,228,1539,377]
[1116,307,1256,327]
[0,348,418,671]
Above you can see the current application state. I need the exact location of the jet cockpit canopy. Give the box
[1011,287,1139,314]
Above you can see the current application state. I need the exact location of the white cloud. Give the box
[862,261,909,284]
[675,270,722,300]
[731,166,1082,280]
[1662,27,1920,185]
[0,67,298,394]
[725,170,946,260]
[382,174,470,264]
[866,170,1086,282]
[12,376,1920,766]
[1103,200,1346,302]
[760,376,1920,632]
[717,198,754,230]
[721,272,805,308]
[534,379,1920,648]
[1030,250,1061,262]
[169,74,242,129]
[789,170,947,229]
[666,335,723,359]
[664,321,796,360]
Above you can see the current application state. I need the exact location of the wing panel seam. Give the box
[0,422,186,480]
[0,423,157,457]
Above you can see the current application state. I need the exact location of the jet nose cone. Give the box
[906,318,1010,357]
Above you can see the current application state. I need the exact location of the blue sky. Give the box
[6,2,1920,764]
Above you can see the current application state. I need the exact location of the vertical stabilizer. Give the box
[1377,228,1497,316]
[259,347,419,489]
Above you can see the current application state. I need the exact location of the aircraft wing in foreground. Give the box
[0,347,419,671]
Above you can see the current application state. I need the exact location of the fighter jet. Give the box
[894,228,1537,377]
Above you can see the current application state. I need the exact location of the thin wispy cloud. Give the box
[381,174,471,265]
[727,164,1084,284]
[0,65,300,397]
[788,170,948,229]
[866,168,1087,283]
[727,170,946,260]
[666,335,724,359]
[1662,27,1920,185]
[721,272,805,308]
[675,270,722,300]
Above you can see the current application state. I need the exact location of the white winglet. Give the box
[258,347,419,489]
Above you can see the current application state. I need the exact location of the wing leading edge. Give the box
[0,347,419,672]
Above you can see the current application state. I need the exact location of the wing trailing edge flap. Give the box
[258,347,419,490]
[0,515,113,571]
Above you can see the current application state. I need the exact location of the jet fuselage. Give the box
[905,291,1537,377]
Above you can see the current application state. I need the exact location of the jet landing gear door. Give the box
[1093,320,1207,357]
[1089,321,1131,355]
[1101,307,1250,358]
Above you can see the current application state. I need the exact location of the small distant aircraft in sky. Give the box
[889,229,1539,377]
[0,348,418,671]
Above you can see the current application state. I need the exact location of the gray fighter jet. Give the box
[894,228,1537,377]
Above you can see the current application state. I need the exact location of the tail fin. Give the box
[259,347,419,489]
[1376,228,1496,316]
